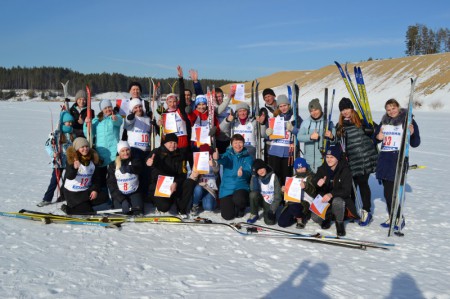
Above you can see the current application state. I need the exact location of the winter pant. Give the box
[179,146,193,170]
[278,203,307,228]
[64,190,109,215]
[249,191,275,225]
[220,189,249,220]
[193,185,216,211]
[113,192,143,214]
[43,168,63,202]
[382,179,402,218]
[150,184,183,213]
[268,155,290,186]
[353,173,372,212]
[131,147,151,198]
[311,197,346,224]
[176,178,197,215]
[97,166,108,193]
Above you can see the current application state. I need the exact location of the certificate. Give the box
[154,175,174,198]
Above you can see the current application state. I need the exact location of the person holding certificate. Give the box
[146,133,188,214]
[212,134,253,220]
[311,145,358,236]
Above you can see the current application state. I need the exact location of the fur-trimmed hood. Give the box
[66,146,100,165]
[380,108,407,126]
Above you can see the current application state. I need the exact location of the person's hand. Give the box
[85,117,91,124]
[170,182,177,193]
[177,65,183,78]
[190,170,199,180]
[409,123,415,135]
[189,69,198,82]
[324,130,333,139]
[111,114,118,121]
[286,122,294,132]
[266,128,273,136]
[376,127,384,141]
[227,109,234,122]
[73,158,80,170]
[311,129,319,140]
[212,148,219,160]
[78,115,83,124]
[127,113,135,121]
[322,193,332,203]
[258,111,266,124]
[237,166,243,177]
[90,190,98,200]
[146,154,155,167]
[317,176,326,187]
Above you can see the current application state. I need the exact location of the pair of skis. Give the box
[287,81,300,167]
[206,85,216,151]
[321,88,336,154]
[251,80,262,159]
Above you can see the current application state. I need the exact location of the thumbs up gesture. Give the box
[73,157,80,170]
[146,153,155,167]
[237,166,243,177]
[311,129,319,140]
[227,108,234,122]
[317,176,327,187]
[212,148,219,161]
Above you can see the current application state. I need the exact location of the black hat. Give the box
[128,81,142,92]
[262,88,276,97]
[163,133,178,144]
[339,97,354,111]
[253,159,268,173]
[326,145,342,160]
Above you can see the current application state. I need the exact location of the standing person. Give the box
[278,157,316,228]
[311,145,358,236]
[336,97,378,226]
[38,111,76,207]
[298,98,335,172]
[69,90,94,138]
[107,141,143,215]
[257,88,278,161]
[84,99,123,190]
[247,159,282,225]
[262,94,300,186]
[220,102,259,159]
[146,133,188,214]
[375,98,420,229]
[212,134,253,220]
[61,137,109,215]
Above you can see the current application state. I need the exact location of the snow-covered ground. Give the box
[0,101,449,299]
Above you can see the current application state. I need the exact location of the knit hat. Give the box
[99,99,113,111]
[129,98,142,112]
[128,81,142,92]
[277,94,290,107]
[163,133,178,144]
[117,140,130,153]
[308,98,322,112]
[294,157,309,170]
[73,137,89,151]
[194,95,208,107]
[61,111,74,123]
[252,159,268,173]
[326,145,342,160]
[235,102,250,112]
[75,90,87,100]
[262,88,276,97]
[339,97,354,111]
[166,93,177,100]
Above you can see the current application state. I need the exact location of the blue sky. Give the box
[1,0,449,81]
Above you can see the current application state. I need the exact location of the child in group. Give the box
[278,157,316,228]
[247,159,282,225]
[69,89,94,138]
[107,141,143,215]
[38,111,76,207]
[61,137,109,214]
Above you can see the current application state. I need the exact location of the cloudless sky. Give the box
[1,0,449,81]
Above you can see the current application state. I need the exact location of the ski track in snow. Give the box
[0,103,449,299]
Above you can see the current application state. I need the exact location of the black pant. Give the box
[353,173,372,212]
[268,155,290,186]
[220,189,249,220]
[382,179,401,218]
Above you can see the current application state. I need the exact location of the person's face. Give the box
[215,92,224,105]
[119,147,131,159]
[257,168,267,177]
[185,91,192,102]
[341,108,352,119]
[103,106,113,116]
[237,109,248,120]
[326,155,338,168]
[129,86,141,98]
[78,145,90,156]
[164,141,178,152]
[278,103,290,114]
[231,140,244,153]
[76,97,86,108]
[310,108,321,119]
[132,104,143,116]
[64,121,73,127]
[196,102,207,113]
[296,166,307,174]
[166,96,178,110]
[385,104,400,118]
[264,94,275,106]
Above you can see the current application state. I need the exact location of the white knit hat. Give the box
[117,140,130,153]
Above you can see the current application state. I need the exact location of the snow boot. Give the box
[247,214,259,224]
[359,210,373,226]
[321,219,331,229]
[336,221,346,237]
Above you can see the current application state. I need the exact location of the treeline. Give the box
[0,66,235,96]
[405,24,449,56]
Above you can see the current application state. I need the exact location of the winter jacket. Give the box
[297,115,336,172]
[336,120,378,177]
[217,146,254,198]
[375,108,421,182]
[250,166,282,212]
[107,157,143,203]
[63,146,101,208]
[313,159,358,218]
[84,114,123,167]
[69,103,95,137]
[45,131,74,168]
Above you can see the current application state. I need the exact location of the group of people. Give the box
[39,66,421,237]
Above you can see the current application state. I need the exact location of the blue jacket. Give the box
[84,114,123,167]
[217,146,253,198]
[297,115,335,172]
[375,109,420,181]
[45,131,73,168]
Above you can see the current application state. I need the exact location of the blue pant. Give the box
[193,185,216,211]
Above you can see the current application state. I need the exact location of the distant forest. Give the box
[0,66,235,96]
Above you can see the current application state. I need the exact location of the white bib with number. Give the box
[115,170,139,195]
[381,124,403,152]
[64,162,95,192]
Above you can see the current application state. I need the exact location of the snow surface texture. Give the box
[0,102,449,299]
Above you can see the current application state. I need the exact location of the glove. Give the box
[185,106,192,114]
[113,106,120,114]
[286,122,294,132]
[127,113,135,121]
[267,210,276,222]
[209,126,217,137]
[266,128,273,136]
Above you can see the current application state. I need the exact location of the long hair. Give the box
[337,109,362,137]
